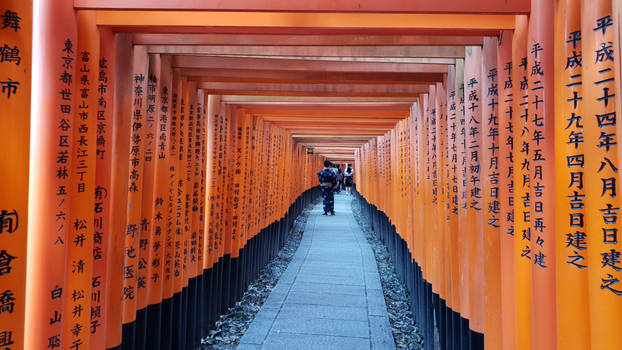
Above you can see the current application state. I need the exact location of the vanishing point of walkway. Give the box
[237,193,396,350]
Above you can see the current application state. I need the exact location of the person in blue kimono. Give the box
[318,160,337,215]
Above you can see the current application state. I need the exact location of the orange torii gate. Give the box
[3,0,622,349]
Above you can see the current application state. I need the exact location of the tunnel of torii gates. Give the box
[3,0,622,349]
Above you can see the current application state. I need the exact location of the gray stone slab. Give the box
[285,291,367,308]
[364,273,383,290]
[271,316,369,338]
[278,303,368,321]
[239,316,275,345]
[262,291,288,308]
[367,297,390,317]
[290,281,367,296]
[295,274,366,286]
[370,315,396,350]
[261,332,370,350]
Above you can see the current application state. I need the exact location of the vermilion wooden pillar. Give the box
[481,36,501,350]
[464,45,485,344]
[527,1,557,349]
[146,53,171,350]
[616,0,622,173]
[496,29,516,350]
[121,45,149,349]
[106,32,132,350]
[454,59,470,332]
[582,0,622,348]
[0,2,31,350]
[25,0,76,348]
[436,81,449,309]
[63,10,100,350]
[421,92,432,289]
[445,65,458,319]
[554,0,590,349]
[133,52,159,350]
[92,25,115,350]
[428,84,439,296]
[205,94,221,273]
[511,14,532,350]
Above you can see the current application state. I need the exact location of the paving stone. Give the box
[370,315,397,349]
[284,290,367,308]
[271,315,369,338]
[262,332,370,350]
[278,303,368,321]
[295,274,366,286]
[290,281,366,296]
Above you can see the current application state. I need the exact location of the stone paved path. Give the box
[237,193,396,350]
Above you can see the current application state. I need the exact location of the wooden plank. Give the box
[554,0,589,349]
[221,95,418,103]
[95,11,515,30]
[133,33,485,46]
[24,0,77,348]
[175,55,448,73]
[182,69,445,84]
[582,0,622,348]
[512,14,532,350]
[147,45,464,58]
[197,82,428,97]
[0,1,31,350]
[76,0,530,14]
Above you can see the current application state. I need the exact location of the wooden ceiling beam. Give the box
[221,96,418,103]
[197,82,428,97]
[184,71,444,85]
[238,103,412,111]
[259,117,403,124]
[148,45,465,58]
[134,34,484,46]
[273,123,395,129]
[291,130,389,136]
[94,11,515,31]
[77,0,530,14]
[176,56,448,73]
[182,69,444,84]
[244,108,409,116]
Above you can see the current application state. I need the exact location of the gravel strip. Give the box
[350,196,425,350]
[201,198,320,349]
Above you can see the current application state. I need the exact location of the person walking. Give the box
[318,160,337,215]
[344,165,354,194]
[335,166,343,193]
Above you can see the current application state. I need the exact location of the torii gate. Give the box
[1,1,621,350]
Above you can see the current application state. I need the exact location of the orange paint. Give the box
[0,1,30,349]
[455,58,470,320]
[496,29,517,350]
[25,0,76,348]
[511,14,533,350]
[481,36,501,350]
[92,26,115,349]
[464,45,485,334]
[135,53,160,313]
[63,10,99,350]
[121,45,148,325]
[445,65,460,312]
[554,0,590,348]
[582,0,622,348]
[527,1,557,349]
[104,32,132,349]
[147,54,171,307]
